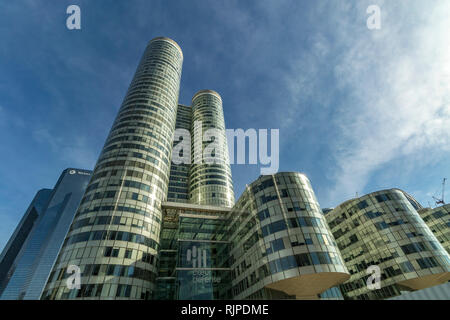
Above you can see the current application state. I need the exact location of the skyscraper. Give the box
[42,37,184,300]
[0,168,91,300]
[35,37,449,300]
[0,189,52,296]
[189,90,234,207]
[167,104,191,203]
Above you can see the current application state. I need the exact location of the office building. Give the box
[42,37,239,300]
[388,281,450,300]
[0,189,52,295]
[325,189,450,299]
[154,172,350,300]
[418,204,449,253]
[227,172,349,299]
[154,202,231,300]
[32,37,449,300]
[0,168,91,299]
[42,37,184,300]
[188,90,234,207]
[167,104,191,203]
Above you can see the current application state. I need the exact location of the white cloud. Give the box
[323,1,450,204]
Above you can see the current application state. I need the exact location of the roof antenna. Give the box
[432,178,446,207]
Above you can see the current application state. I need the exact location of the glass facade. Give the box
[227,172,349,299]
[42,37,183,300]
[155,173,351,300]
[418,204,450,254]
[325,189,450,300]
[0,189,52,296]
[14,37,445,300]
[189,90,234,208]
[167,104,191,203]
[1,169,91,300]
[155,202,231,300]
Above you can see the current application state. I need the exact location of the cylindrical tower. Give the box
[228,172,350,299]
[188,90,234,207]
[41,37,183,300]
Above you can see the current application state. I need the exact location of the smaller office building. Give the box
[325,189,450,300]
[0,168,92,300]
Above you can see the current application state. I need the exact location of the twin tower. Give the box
[43,37,235,298]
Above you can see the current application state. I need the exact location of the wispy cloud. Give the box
[321,1,450,204]
[32,128,97,168]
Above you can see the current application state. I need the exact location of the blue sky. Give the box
[1,0,449,250]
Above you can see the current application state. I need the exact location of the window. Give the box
[401,242,426,255]
[262,220,287,237]
[399,261,415,273]
[92,265,100,276]
[433,211,445,219]
[295,253,312,266]
[349,234,358,244]
[374,221,389,230]
[365,211,383,219]
[142,253,154,264]
[375,193,392,203]
[270,238,285,253]
[116,284,132,298]
[105,191,116,198]
[310,252,320,265]
[104,247,119,257]
[106,265,115,275]
[416,257,438,269]
[317,252,332,265]
[257,209,270,222]
[280,256,296,270]
[357,200,369,210]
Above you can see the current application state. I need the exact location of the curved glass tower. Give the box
[228,172,350,299]
[188,90,234,207]
[42,37,183,300]
[326,189,450,300]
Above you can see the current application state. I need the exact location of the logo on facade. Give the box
[69,170,76,175]
[186,245,221,284]
[187,245,207,268]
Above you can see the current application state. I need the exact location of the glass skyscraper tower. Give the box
[0,168,91,300]
[189,90,234,207]
[43,37,184,300]
[0,189,52,296]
